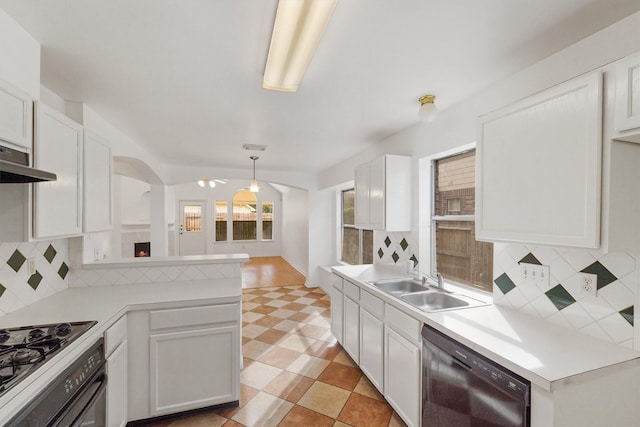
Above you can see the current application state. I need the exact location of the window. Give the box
[433,151,493,292]
[183,205,202,231]
[341,189,373,265]
[215,201,227,241]
[262,202,273,240]
[233,190,257,240]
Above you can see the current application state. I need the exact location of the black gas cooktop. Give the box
[0,321,96,397]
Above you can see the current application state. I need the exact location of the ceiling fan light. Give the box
[197,180,205,187]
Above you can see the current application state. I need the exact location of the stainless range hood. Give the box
[0,144,56,183]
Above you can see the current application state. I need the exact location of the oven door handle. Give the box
[53,373,108,427]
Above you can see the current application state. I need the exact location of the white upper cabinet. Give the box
[83,131,112,232]
[0,77,33,151]
[355,154,412,231]
[33,102,84,239]
[615,52,640,133]
[476,71,602,248]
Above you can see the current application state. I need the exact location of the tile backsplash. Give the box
[0,240,69,315]
[374,231,418,267]
[493,244,636,347]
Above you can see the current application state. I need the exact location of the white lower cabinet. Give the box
[384,326,421,427]
[330,284,344,343]
[127,302,240,422]
[359,308,384,391]
[343,295,360,364]
[105,315,128,427]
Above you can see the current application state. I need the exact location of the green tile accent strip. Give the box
[7,250,26,272]
[44,244,57,264]
[581,261,617,290]
[620,306,634,326]
[384,236,391,248]
[545,284,576,311]
[58,262,69,280]
[392,252,399,263]
[494,273,516,294]
[519,253,542,265]
[378,248,384,259]
[400,238,408,251]
[28,271,43,290]
[0,284,5,298]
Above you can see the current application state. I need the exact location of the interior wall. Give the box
[169,179,283,257]
[0,8,39,98]
[281,186,309,278]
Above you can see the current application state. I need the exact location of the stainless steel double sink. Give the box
[369,278,488,313]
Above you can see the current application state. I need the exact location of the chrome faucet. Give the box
[418,271,445,290]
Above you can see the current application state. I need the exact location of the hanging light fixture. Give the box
[197,179,216,188]
[248,156,260,193]
[418,95,438,123]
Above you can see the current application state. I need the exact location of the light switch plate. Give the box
[520,262,550,288]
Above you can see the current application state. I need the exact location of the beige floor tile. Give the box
[297,323,331,339]
[167,411,227,426]
[242,301,261,311]
[333,422,351,427]
[279,334,315,352]
[273,319,301,333]
[242,293,258,301]
[242,324,269,339]
[240,361,283,390]
[288,289,310,297]
[263,291,285,299]
[242,340,275,360]
[353,375,384,401]
[231,391,294,427]
[243,311,265,323]
[333,350,357,367]
[265,299,289,308]
[297,382,350,418]
[294,296,316,305]
[301,306,326,315]
[269,308,296,319]
[307,315,331,328]
[286,354,330,379]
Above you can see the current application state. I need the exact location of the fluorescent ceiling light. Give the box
[263,0,339,92]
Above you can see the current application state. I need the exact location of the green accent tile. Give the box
[545,284,576,311]
[410,254,419,265]
[519,253,542,265]
[7,249,26,272]
[494,273,516,294]
[581,261,617,289]
[392,252,399,263]
[384,236,391,248]
[28,271,43,290]
[44,244,57,264]
[0,284,5,298]
[400,238,409,251]
[620,306,634,326]
[378,248,384,259]
[58,262,69,280]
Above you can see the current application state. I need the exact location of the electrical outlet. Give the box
[580,272,598,297]
[27,258,36,275]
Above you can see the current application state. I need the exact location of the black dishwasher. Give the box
[422,325,530,427]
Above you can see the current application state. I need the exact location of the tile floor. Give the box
[149,285,407,427]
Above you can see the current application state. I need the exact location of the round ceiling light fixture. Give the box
[418,95,438,123]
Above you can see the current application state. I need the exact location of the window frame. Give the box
[340,188,373,265]
[427,146,493,294]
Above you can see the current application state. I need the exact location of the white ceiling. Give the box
[1,0,639,178]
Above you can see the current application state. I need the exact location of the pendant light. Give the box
[248,156,260,193]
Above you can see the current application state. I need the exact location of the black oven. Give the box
[6,338,106,427]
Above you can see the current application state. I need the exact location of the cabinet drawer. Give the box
[343,280,360,301]
[361,290,384,318]
[332,275,344,291]
[385,304,421,343]
[150,304,238,331]
[104,314,127,356]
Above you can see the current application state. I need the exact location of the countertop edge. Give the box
[82,253,250,269]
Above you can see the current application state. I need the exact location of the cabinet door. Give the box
[330,287,344,343]
[354,162,370,228]
[368,156,385,230]
[0,77,32,150]
[360,308,384,392]
[33,103,83,238]
[107,340,128,427]
[616,52,640,132]
[477,71,602,248]
[343,296,360,363]
[84,131,112,232]
[384,327,421,427]
[149,326,239,416]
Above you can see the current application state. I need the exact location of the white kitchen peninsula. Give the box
[0,253,248,425]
